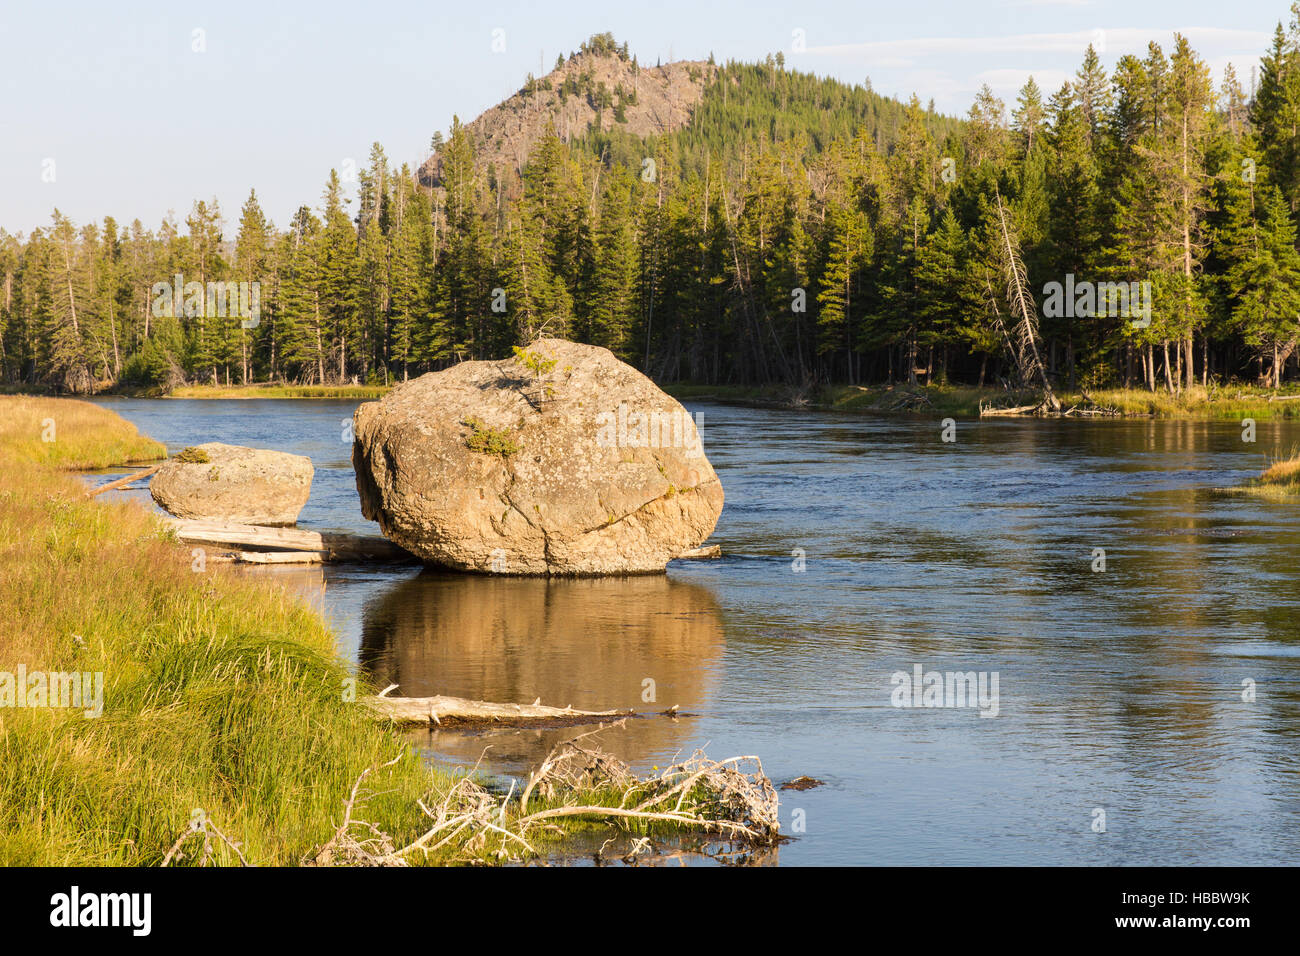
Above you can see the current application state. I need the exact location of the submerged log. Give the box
[164,518,416,563]
[678,544,721,559]
[232,549,330,565]
[363,692,630,726]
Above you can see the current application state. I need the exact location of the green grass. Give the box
[0,397,461,865]
[666,382,1010,416]
[1057,385,1300,420]
[665,381,1300,420]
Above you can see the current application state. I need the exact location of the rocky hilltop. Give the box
[419,45,715,187]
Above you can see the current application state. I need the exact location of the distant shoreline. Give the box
[11,380,1300,421]
[664,383,1300,421]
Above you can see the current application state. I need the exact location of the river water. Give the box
[88,397,1300,865]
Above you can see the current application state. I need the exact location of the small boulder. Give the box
[352,339,723,575]
[150,442,313,526]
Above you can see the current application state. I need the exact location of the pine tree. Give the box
[233,190,270,383]
[44,211,93,391]
[1013,77,1047,154]
[587,165,639,356]
[1216,155,1300,386]
[1164,34,1214,390]
[1252,21,1300,210]
[182,199,226,383]
[277,206,325,383]
[816,198,869,378]
[1074,44,1113,145]
[387,176,433,381]
[318,170,361,382]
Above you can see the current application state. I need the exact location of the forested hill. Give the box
[420,31,961,193]
[6,26,1300,395]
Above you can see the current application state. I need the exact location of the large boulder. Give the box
[352,339,723,575]
[150,442,313,526]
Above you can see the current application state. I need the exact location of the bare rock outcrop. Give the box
[419,51,714,188]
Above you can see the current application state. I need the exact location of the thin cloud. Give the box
[804,26,1270,62]
[1003,0,1093,7]
[976,68,1073,98]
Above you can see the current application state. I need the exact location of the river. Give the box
[87,397,1300,865]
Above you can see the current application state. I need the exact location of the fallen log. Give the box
[233,549,330,565]
[979,403,1039,417]
[88,464,162,497]
[362,691,630,727]
[163,518,416,563]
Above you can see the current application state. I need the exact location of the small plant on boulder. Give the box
[462,418,521,457]
[176,446,211,464]
[512,346,557,378]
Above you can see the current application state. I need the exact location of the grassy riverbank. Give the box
[10,377,1300,420]
[168,383,392,399]
[0,398,774,865]
[0,397,455,865]
[665,382,1300,420]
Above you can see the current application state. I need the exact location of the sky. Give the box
[0,0,1291,234]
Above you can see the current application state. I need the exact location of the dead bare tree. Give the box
[994,190,1060,413]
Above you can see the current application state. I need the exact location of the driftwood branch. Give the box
[231,549,330,565]
[979,403,1039,417]
[160,813,252,867]
[305,735,780,866]
[362,693,630,726]
[88,463,162,497]
[307,754,407,866]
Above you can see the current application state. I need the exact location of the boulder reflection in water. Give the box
[359,571,726,772]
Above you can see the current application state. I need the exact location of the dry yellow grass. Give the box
[1256,453,1300,490]
[0,396,166,469]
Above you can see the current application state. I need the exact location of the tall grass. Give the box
[1239,448,1300,497]
[1060,386,1300,420]
[0,397,451,865]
